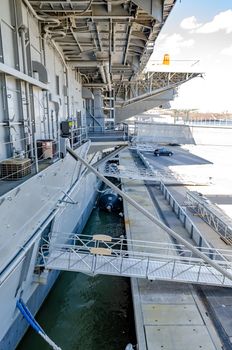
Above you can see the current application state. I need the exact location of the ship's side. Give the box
[0,0,192,348]
[0,2,99,348]
[0,145,102,350]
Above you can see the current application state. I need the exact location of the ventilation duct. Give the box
[82,87,94,99]
[32,61,48,84]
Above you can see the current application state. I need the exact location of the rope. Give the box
[16,299,62,350]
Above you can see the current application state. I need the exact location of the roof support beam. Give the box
[0,62,48,90]
[133,0,163,22]
[123,19,132,65]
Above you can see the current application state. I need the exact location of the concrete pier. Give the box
[120,150,222,350]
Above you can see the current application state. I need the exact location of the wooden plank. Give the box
[90,247,112,255]
[93,234,112,241]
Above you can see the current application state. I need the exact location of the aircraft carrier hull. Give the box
[0,150,100,350]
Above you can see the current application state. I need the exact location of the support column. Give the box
[93,88,104,132]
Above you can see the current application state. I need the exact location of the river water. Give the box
[18,207,135,350]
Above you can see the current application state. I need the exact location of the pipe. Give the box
[23,0,60,24]
[104,62,112,90]
[50,39,68,69]
[23,0,66,38]
[44,26,66,39]
[99,64,107,84]
[66,146,232,283]
[18,26,38,171]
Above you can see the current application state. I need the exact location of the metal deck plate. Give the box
[145,325,217,350]
[139,280,194,304]
[143,304,204,325]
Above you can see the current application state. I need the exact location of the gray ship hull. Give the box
[0,146,100,350]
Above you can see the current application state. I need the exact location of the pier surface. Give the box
[120,145,232,350]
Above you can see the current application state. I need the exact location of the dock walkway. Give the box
[120,149,222,350]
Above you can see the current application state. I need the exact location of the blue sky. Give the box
[149,0,232,112]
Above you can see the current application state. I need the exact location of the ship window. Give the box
[56,75,60,95]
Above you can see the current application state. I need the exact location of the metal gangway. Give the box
[98,149,208,185]
[39,233,232,288]
[95,143,175,182]
[99,158,206,185]
[100,162,173,182]
[185,191,232,245]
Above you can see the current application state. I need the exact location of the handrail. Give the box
[43,233,232,261]
[38,239,232,287]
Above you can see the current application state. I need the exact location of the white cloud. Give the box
[170,66,232,112]
[154,33,195,56]
[221,45,232,56]
[157,33,168,41]
[196,10,232,34]
[180,11,232,35]
[180,16,201,30]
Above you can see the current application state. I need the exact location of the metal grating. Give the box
[39,233,232,288]
[185,191,232,245]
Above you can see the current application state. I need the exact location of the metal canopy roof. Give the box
[26,0,203,124]
[27,0,177,87]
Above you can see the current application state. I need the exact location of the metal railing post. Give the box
[146,257,150,278]
[197,262,202,282]
[171,259,176,279]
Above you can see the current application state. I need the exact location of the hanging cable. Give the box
[16,299,62,350]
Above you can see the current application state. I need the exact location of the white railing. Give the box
[185,191,232,244]
[159,182,221,251]
[38,233,232,287]
[70,127,88,149]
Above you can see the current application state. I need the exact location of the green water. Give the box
[18,208,135,350]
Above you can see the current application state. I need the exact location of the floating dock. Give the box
[120,148,230,350]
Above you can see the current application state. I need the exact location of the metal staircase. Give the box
[100,162,170,182]
[40,233,232,288]
[96,145,207,185]
[98,156,204,184]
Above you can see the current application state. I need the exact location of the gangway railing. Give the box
[185,191,232,245]
[97,145,174,181]
[99,158,207,185]
[39,233,232,288]
[100,162,167,181]
[160,182,211,249]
